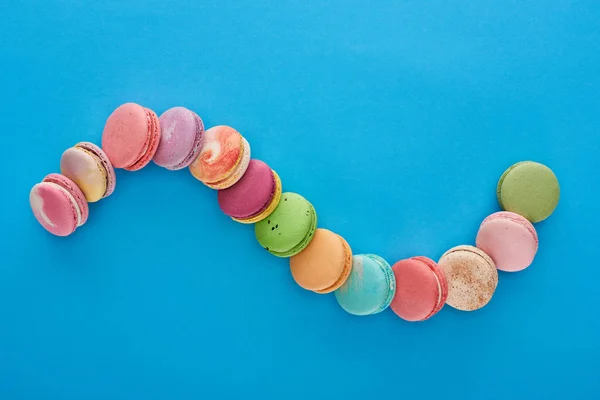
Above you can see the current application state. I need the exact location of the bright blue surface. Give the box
[1,1,599,399]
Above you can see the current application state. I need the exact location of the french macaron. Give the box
[254,192,316,257]
[60,142,116,202]
[290,228,353,294]
[390,256,448,322]
[497,161,560,223]
[101,103,161,171]
[153,107,204,170]
[335,254,396,316]
[189,125,251,189]
[438,245,498,312]
[476,211,538,272]
[218,159,282,224]
[30,173,89,237]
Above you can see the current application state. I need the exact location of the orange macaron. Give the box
[290,228,353,294]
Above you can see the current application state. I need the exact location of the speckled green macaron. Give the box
[255,192,317,257]
[497,161,560,223]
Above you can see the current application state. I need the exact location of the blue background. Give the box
[1,1,598,399]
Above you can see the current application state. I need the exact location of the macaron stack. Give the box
[29,102,560,325]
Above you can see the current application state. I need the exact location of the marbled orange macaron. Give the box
[290,228,353,294]
[189,125,251,189]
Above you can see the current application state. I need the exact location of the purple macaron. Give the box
[153,107,204,170]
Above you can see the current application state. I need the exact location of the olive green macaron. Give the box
[255,192,317,257]
[497,161,560,223]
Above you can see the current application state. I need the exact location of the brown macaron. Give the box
[438,245,498,311]
[290,228,353,294]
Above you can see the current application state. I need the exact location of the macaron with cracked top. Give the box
[101,102,161,171]
[290,228,353,294]
[189,125,251,189]
[254,192,316,257]
[335,254,396,316]
[476,211,538,272]
[497,161,560,223]
[218,159,282,224]
[390,256,448,321]
[153,107,204,170]
[30,173,89,237]
[60,142,116,202]
[438,245,498,312]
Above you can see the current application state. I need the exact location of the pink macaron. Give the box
[30,173,89,237]
[390,256,448,322]
[217,159,282,224]
[476,211,539,272]
[101,103,161,171]
[153,107,204,170]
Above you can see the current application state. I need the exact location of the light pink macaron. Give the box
[30,173,89,237]
[476,211,539,272]
[153,107,204,170]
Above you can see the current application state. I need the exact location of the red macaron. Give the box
[390,256,448,322]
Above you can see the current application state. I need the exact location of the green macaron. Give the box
[255,192,317,257]
[497,161,560,223]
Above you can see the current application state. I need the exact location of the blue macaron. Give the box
[334,254,396,316]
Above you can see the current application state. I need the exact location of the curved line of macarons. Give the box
[29,103,558,322]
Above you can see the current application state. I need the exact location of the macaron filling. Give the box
[172,112,204,170]
[314,235,353,294]
[125,108,160,171]
[75,142,115,197]
[75,146,109,197]
[367,254,397,313]
[274,202,317,257]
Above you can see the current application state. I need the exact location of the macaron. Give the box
[438,245,498,312]
[255,192,317,257]
[189,125,251,189]
[334,254,396,316]
[218,159,282,224]
[389,256,448,321]
[476,211,538,272]
[497,161,560,223]
[60,142,116,202]
[101,103,161,171]
[153,107,204,170]
[30,173,89,237]
[290,228,353,294]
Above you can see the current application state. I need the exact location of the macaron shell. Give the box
[390,257,445,322]
[124,108,161,171]
[232,170,282,224]
[206,138,251,190]
[412,256,449,318]
[476,211,538,272]
[75,142,116,197]
[497,161,560,223]
[43,173,89,226]
[219,159,275,219]
[334,254,396,315]
[438,245,498,311]
[255,192,316,257]
[189,125,244,184]
[60,147,107,203]
[154,107,204,170]
[290,229,351,293]
[314,235,353,294]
